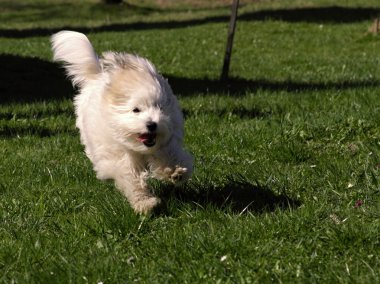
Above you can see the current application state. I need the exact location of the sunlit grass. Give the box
[0,0,379,283]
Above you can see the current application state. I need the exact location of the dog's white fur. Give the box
[51,31,193,214]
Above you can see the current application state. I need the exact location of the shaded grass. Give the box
[1,0,380,283]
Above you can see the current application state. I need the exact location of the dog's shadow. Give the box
[154,177,300,215]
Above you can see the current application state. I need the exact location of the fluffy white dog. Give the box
[51,31,193,214]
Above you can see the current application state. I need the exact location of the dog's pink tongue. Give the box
[138,133,155,142]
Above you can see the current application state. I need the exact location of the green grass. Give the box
[1,0,380,283]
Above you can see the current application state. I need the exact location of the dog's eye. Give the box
[132,108,140,113]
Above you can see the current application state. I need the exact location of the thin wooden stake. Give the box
[368,17,380,34]
[220,0,240,82]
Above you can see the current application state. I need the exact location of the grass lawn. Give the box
[1,0,380,282]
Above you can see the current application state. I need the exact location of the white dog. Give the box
[51,31,193,214]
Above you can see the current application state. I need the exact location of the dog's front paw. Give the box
[164,166,188,184]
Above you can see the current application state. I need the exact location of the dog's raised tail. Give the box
[51,31,101,87]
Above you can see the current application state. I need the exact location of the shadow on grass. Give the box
[157,177,300,215]
[0,124,77,138]
[0,54,380,104]
[1,6,379,38]
[167,76,380,96]
[240,6,380,23]
[2,54,380,105]
[0,54,73,103]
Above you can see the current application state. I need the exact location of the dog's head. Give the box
[101,52,183,154]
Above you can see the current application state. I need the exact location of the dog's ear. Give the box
[51,31,101,87]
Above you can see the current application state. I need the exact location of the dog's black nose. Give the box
[147,122,157,132]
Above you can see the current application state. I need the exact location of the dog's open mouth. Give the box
[137,133,156,147]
